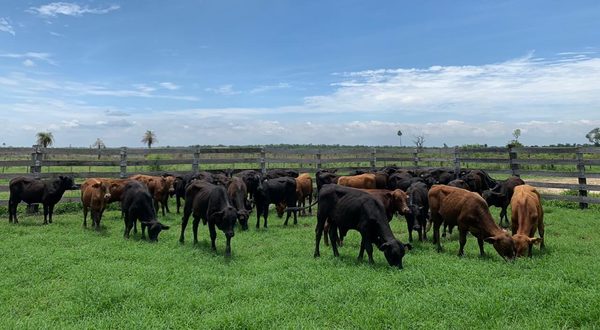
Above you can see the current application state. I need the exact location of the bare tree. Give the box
[92,138,106,159]
[413,134,425,151]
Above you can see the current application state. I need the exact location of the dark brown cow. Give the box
[227,176,250,230]
[483,176,525,227]
[80,178,112,230]
[337,173,376,189]
[510,185,545,257]
[428,185,515,260]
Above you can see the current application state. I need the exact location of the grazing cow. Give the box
[8,175,79,224]
[227,177,250,230]
[121,180,170,241]
[265,169,299,180]
[314,184,412,268]
[510,185,545,257]
[130,174,174,216]
[338,173,377,189]
[406,182,429,242]
[483,176,525,227]
[80,178,112,230]
[255,177,298,228]
[236,170,262,204]
[316,169,338,196]
[428,185,515,260]
[180,181,238,256]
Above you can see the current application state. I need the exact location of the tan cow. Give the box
[130,174,174,216]
[80,178,112,230]
[510,184,545,257]
[337,173,377,189]
[428,185,515,260]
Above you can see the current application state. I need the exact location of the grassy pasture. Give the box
[1,201,599,329]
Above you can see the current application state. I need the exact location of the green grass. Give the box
[1,202,599,329]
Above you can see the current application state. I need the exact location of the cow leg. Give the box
[442,224,447,238]
[323,221,330,246]
[42,204,49,224]
[123,214,132,239]
[83,205,88,227]
[358,238,366,261]
[433,222,442,252]
[180,212,191,243]
[314,214,325,258]
[255,204,261,229]
[48,204,55,223]
[538,221,545,251]
[477,235,485,257]
[458,230,468,257]
[365,241,374,264]
[284,209,290,226]
[192,216,201,244]
[406,220,413,243]
[208,222,217,251]
[225,235,232,257]
[308,193,313,215]
[263,207,268,228]
[141,222,147,240]
[329,224,340,257]
[499,207,507,227]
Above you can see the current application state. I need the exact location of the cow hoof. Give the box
[314,252,320,258]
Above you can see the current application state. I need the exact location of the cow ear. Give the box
[529,237,542,245]
[160,223,170,230]
[211,210,224,220]
[378,242,390,251]
[404,243,413,252]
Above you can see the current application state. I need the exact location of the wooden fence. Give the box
[1,145,599,208]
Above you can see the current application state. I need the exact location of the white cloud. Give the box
[159,82,180,90]
[249,82,291,94]
[0,17,15,35]
[205,84,240,96]
[49,31,63,37]
[23,59,35,67]
[28,2,120,17]
[0,52,56,65]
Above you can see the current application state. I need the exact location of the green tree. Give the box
[36,132,54,148]
[141,130,157,148]
[586,128,600,146]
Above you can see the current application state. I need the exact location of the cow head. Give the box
[237,209,249,231]
[512,234,543,257]
[92,181,112,201]
[391,190,411,216]
[482,190,504,207]
[211,206,237,238]
[141,220,170,242]
[379,239,412,269]
[484,233,516,260]
[275,202,286,218]
[59,175,79,190]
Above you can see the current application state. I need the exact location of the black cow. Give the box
[406,181,429,242]
[425,168,455,185]
[388,172,425,191]
[180,181,239,256]
[8,175,79,224]
[483,176,525,227]
[448,179,470,190]
[314,184,412,268]
[459,169,498,195]
[236,170,262,204]
[265,169,299,180]
[227,177,250,230]
[255,177,297,228]
[121,180,170,241]
[316,169,338,196]
[172,172,215,214]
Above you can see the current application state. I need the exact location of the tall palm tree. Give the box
[36,132,54,148]
[141,130,157,149]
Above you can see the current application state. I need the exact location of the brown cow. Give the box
[80,178,112,230]
[130,174,174,216]
[428,185,515,260]
[296,173,313,215]
[337,173,376,189]
[511,185,545,257]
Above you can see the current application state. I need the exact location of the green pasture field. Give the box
[1,200,599,329]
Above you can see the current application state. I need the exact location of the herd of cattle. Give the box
[6,166,546,268]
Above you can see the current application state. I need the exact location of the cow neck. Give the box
[477,208,504,238]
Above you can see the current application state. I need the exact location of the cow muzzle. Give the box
[103,193,112,201]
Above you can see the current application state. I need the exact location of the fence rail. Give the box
[1,145,599,208]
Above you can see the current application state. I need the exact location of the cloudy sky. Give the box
[1,1,600,147]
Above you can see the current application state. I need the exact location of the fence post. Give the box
[509,147,520,177]
[192,147,200,173]
[316,150,322,171]
[30,144,42,179]
[454,146,461,179]
[576,149,588,209]
[260,147,267,175]
[370,147,377,171]
[413,148,419,169]
[119,147,127,179]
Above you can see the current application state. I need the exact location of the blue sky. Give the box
[1,1,600,147]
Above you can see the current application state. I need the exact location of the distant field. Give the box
[1,201,599,328]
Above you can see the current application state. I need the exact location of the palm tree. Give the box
[36,132,54,148]
[141,130,157,149]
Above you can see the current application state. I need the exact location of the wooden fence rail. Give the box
[1,145,599,208]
